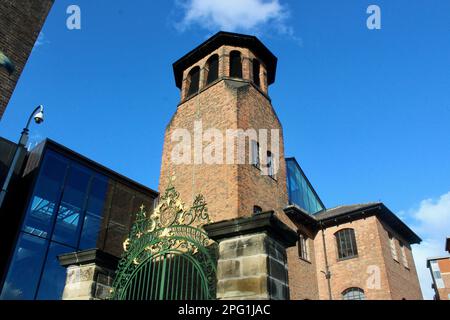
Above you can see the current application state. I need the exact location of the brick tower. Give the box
[159,32,289,223]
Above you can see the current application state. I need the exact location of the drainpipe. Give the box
[320,222,332,300]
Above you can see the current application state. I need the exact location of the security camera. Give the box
[34,105,44,124]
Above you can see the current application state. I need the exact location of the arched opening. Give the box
[253,206,262,215]
[187,66,200,97]
[252,59,261,87]
[229,51,242,79]
[342,287,366,300]
[206,54,219,85]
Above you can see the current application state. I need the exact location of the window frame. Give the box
[298,232,310,262]
[266,151,275,179]
[186,66,200,97]
[342,287,366,300]
[335,228,358,261]
[251,140,260,169]
[229,51,243,79]
[399,242,409,269]
[205,54,219,86]
[388,232,399,262]
[253,206,263,215]
[252,59,261,87]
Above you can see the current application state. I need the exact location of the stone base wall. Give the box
[62,263,115,300]
[216,233,289,300]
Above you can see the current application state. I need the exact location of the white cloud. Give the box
[175,0,298,41]
[33,32,49,49]
[407,192,450,300]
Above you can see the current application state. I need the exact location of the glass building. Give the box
[286,157,325,214]
[0,139,158,300]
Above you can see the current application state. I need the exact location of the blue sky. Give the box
[1,0,449,299]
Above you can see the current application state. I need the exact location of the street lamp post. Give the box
[0,105,44,208]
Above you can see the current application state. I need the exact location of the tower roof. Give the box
[173,31,278,89]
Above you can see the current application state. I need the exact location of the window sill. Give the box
[251,164,278,182]
[299,257,312,264]
[337,255,358,262]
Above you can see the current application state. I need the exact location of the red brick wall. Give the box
[376,219,423,300]
[314,216,392,300]
[437,259,450,300]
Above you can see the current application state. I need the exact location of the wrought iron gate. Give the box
[111,184,217,300]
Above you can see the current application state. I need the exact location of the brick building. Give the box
[159,31,423,300]
[427,238,450,300]
[0,0,54,119]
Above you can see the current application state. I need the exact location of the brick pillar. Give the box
[204,212,297,300]
[58,249,119,300]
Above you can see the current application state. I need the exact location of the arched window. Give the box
[206,54,219,85]
[253,206,263,215]
[229,51,242,79]
[335,228,358,260]
[187,66,200,97]
[342,288,365,300]
[252,59,261,87]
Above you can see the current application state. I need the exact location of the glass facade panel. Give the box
[104,184,134,256]
[52,164,91,247]
[36,242,73,300]
[286,158,325,214]
[0,233,48,300]
[1,144,156,300]
[22,151,68,238]
[79,176,109,249]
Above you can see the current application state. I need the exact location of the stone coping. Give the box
[58,248,119,271]
[204,211,297,248]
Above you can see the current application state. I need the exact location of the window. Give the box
[79,176,109,249]
[36,242,73,300]
[229,51,242,78]
[252,59,261,87]
[22,151,68,239]
[253,206,263,215]
[266,151,274,178]
[342,288,366,300]
[251,140,260,168]
[206,54,219,85]
[298,233,309,261]
[285,158,325,214]
[400,242,409,268]
[430,261,445,289]
[335,228,358,260]
[187,66,200,96]
[52,164,91,247]
[0,233,48,300]
[388,233,398,261]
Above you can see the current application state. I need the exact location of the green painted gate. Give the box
[111,184,217,300]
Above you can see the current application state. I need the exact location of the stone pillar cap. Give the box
[58,248,119,270]
[204,211,297,248]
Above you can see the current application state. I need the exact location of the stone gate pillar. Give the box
[204,212,297,300]
[58,249,119,300]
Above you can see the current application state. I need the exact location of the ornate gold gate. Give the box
[111,184,217,300]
